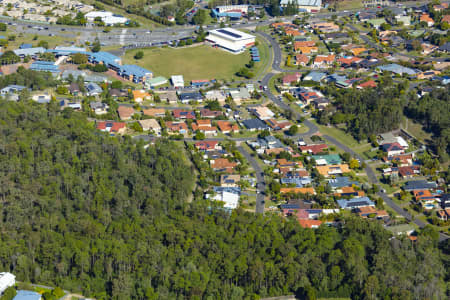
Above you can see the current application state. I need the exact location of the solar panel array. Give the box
[217,29,242,39]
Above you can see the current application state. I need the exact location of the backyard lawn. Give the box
[123,44,252,82]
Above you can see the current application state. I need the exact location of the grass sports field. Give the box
[123,44,254,83]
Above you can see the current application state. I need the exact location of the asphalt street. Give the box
[238,146,266,214]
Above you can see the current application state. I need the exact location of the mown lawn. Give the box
[123,45,251,82]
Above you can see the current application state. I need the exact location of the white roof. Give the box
[208,28,255,42]
[396,136,408,148]
[103,15,128,24]
[54,46,86,52]
[212,191,239,209]
[171,75,184,87]
[0,272,15,294]
[280,0,321,6]
[85,11,113,18]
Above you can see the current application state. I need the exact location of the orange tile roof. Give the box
[280,187,315,194]
[143,108,165,116]
[132,90,150,99]
[420,13,434,23]
[350,47,367,56]
[117,106,135,120]
[211,158,237,171]
[413,190,432,200]
[316,164,350,176]
[298,219,323,228]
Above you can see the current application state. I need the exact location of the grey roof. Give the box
[439,42,450,52]
[328,176,359,189]
[337,197,375,209]
[13,47,46,56]
[242,119,269,130]
[280,0,321,6]
[90,101,107,110]
[403,180,437,191]
[0,85,26,94]
[377,64,418,75]
[86,82,102,94]
[304,71,326,82]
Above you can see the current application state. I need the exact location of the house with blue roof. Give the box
[337,197,375,210]
[29,61,60,74]
[377,64,418,76]
[13,47,46,58]
[19,43,33,49]
[328,176,359,190]
[13,290,42,300]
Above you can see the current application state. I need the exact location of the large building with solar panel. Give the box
[206,28,255,54]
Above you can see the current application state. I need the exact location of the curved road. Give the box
[255,30,449,241]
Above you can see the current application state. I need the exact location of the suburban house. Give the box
[158,91,178,104]
[251,106,275,120]
[117,106,135,120]
[312,154,342,165]
[298,219,323,229]
[294,54,309,66]
[200,109,223,119]
[86,82,103,96]
[165,121,188,134]
[316,164,350,177]
[381,142,405,157]
[403,180,437,192]
[68,83,80,96]
[191,120,218,135]
[173,109,195,119]
[90,101,109,115]
[242,119,270,131]
[96,121,126,134]
[139,119,161,135]
[12,290,42,300]
[419,13,434,26]
[337,197,375,210]
[132,90,151,103]
[211,158,238,173]
[143,108,166,117]
[355,206,388,219]
[217,121,239,134]
[282,73,302,85]
[300,144,328,154]
[178,91,203,104]
[280,187,316,195]
[312,55,335,68]
[0,272,15,295]
[195,141,221,151]
[220,174,241,187]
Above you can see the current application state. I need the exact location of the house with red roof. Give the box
[96,121,126,134]
[173,109,195,119]
[381,142,405,157]
[300,144,328,154]
[312,54,335,68]
[165,121,188,134]
[338,56,363,67]
[298,219,323,229]
[357,80,377,89]
[200,108,223,118]
[216,121,239,134]
[194,141,220,151]
[294,54,309,66]
[282,73,302,85]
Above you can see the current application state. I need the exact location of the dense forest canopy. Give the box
[0,101,447,300]
[405,85,450,162]
[318,78,406,141]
